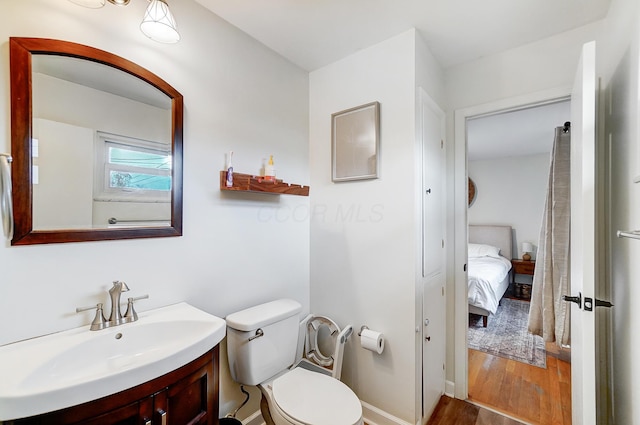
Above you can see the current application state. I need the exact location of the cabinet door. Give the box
[161,362,215,425]
[76,396,153,425]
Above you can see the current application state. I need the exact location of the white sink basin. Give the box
[0,302,226,421]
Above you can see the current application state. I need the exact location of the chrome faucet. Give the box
[108,280,130,325]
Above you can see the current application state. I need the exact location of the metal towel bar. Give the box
[617,230,640,240]
[108,217,170,224]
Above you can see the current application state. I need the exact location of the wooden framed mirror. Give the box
[10,37,183,245]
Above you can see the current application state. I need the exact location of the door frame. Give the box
[451,86,572,399]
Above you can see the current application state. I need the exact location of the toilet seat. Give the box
[272,368,362,425]
[305,316,340,367]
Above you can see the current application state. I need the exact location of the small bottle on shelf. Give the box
[225,151,234,187]
[264,155,275,181]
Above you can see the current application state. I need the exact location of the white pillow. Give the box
[468,243,501,258]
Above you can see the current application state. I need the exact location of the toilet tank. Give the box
[226,299,302,385]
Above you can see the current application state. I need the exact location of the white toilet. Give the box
[226,299,364,425]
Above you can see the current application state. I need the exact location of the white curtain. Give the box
[528,126,571,345]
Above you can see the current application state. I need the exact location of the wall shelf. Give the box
[219,171,309,196]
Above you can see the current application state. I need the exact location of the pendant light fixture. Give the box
[140,0,180,44]
[67,0,180,43]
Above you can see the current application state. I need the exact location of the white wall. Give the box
[0,0,309,419]
[468,154,549,260]
[598,0,640,422]
[445,22,603,393]
[33,72,170,144]
[446,22,603,111]
[309,29,444,424]
[32,119,95,229]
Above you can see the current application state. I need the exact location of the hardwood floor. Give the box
[467,343,571,425]
[427,395,526,425]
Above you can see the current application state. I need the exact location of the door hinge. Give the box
[441,239,444,248]
[441,287,444,296]
[441,139,444,149]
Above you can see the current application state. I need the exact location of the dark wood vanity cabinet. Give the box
[10,347,219,425]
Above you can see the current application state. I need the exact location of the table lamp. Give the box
[522,242,533,261]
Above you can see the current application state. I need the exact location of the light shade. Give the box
[522,242,534,253]
[68,0,105,8]
[140,0,180,44]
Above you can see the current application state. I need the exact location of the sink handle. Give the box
[131,294,149,302]
[76,303,108,331]
[123,294,149,323]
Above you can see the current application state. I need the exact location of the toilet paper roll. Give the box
[360,329,385,354]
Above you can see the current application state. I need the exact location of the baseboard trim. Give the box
[466,400,534,425]
[240,401,416,425]
[445,380,455,398]
[241,410,265,425]
[361,401,413,425]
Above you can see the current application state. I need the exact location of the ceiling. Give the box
[194,0,611,71]
[467,100,571,161]
[33,55,170,109]
[193,0,603,159]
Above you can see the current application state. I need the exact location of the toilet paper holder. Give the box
[358,325,385,354]
[358,325,369,336]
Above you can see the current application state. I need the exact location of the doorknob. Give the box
[563,292,582,308]
[424,319,430,327]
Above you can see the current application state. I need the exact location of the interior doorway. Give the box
[465,100,572,423]
[452,89,574,424]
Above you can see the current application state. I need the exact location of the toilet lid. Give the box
[272,368,362,425]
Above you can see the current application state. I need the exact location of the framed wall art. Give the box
[331,101,380,182]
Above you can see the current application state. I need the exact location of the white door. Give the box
[419,88,445,421]
[569,40,597,425]
[423,272,445,420]
[421,93,445,278]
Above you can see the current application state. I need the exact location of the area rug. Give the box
[468,298,547,368]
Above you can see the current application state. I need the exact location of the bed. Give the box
[468,225,513,327]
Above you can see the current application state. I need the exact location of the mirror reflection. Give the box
[10,37,183,245]
[32,55,172,230]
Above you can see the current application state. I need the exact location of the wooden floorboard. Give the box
[467,343,571,425]
[427,396,525,425]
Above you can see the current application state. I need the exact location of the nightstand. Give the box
[511,259,535,299]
